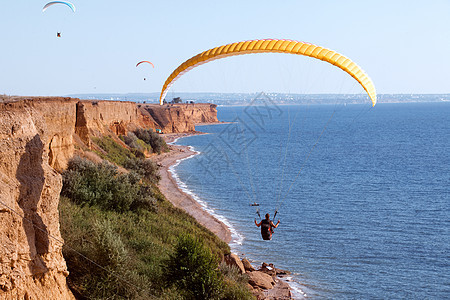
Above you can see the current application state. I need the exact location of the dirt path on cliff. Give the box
[154,134,232,243]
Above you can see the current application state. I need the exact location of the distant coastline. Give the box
[65,92,450,106]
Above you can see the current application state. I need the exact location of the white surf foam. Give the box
[168,145,245,249]
[282,276,308,299]
[167,137,179,145]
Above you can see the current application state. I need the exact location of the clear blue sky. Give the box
[1,0,449,97]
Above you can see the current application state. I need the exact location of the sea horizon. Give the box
[63,92,450,106]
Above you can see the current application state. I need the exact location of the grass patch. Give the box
[60,194,232,298]
[60,142,253,299]
[92,135,136,166]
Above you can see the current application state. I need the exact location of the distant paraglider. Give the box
[136,61,155,81]
[136,61,155,68]
[42,1,76,13]
[159,39,377,106]
[43,1,76,38]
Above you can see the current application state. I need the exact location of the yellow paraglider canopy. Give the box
[159,39,377,106]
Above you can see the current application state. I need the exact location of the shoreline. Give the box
[154,131,297,299]
[154,132,232,243]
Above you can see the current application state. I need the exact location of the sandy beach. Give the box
[154,132,232,243]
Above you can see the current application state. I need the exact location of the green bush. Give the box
[134,128,169,154]
[121,132,140,149]
[61,156,155,213]
[163,234,224,300]
[124,157,160,184]
[121,132,152,158]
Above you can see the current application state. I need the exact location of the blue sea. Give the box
[172,102,449,299]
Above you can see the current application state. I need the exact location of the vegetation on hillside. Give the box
[59,133,253,299]
[132,128,169,155]
[93,129,167,168]
[61,157,156,213]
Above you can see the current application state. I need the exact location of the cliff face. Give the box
[28,98,78,172]
[0,97,217,298]
[141,103,218,133]
[179,103,218,124]
[0,99,75,299]
[75,100,156,146]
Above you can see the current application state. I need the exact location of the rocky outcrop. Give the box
[239,259,292,300]
[0,97,217,299]
[247,271,276,289]
[242,258,256,272]
[224,253,246,274]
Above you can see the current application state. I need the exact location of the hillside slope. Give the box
[0,97,218,298]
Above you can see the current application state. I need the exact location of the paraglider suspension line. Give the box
[256,207,261,219]
[276,109,337,213]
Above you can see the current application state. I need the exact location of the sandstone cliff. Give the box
[0,97,217,299]
[140,103,218,133]
[0,99,75,299]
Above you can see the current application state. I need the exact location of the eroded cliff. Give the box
[0,99,75,299]
[0,97,217,298]
[140,103,218,133]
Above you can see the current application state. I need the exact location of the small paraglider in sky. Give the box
[42,1,76,38]
[42,1,76,13]
[136,61,154,68]
[136,61,155,81]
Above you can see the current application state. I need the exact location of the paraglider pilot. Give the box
[255,213,280,240]
[57,32,61,38]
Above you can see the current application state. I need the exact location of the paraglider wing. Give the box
[159,39,377,106]
[136,61,155,68]
[42,1,76,13]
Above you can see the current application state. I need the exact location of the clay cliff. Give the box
[0,97,217,299]
[0,99,75,299]
[140,103,218,133]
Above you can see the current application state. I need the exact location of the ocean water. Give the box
[173,102,449,299]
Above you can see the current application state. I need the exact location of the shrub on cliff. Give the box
[133,128,169,154]
[123,157,160,184]
[61,156,155,213]
[121,132,151,158]
[163,234,224,300]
